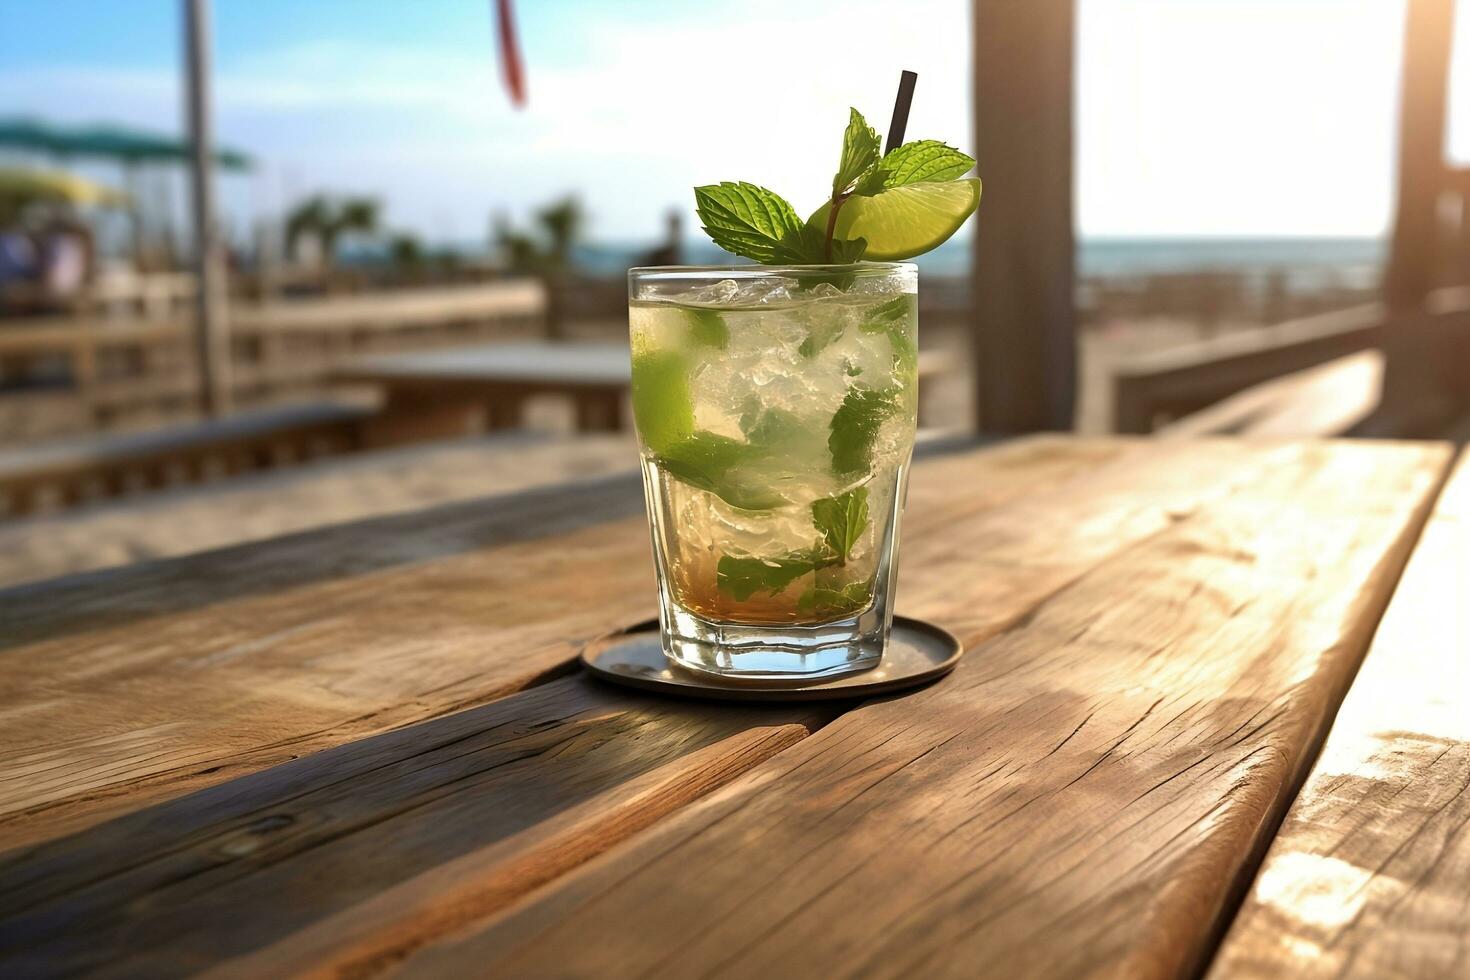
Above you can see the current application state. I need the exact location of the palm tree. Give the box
[493,195,585,339]
[285,195,380,272]
[535,197,583,268]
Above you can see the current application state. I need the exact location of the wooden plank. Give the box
[0,676,833,977]
[0,435,1128,850]
[972,0,1077,432]
[1111,303,1385,434]
[40,440,1346,975]
[337,342,632,387]
[2,436,1278,975]
[0,402,373,516]
[1159,351,1383,439]
[382,440,1449,979]
[0,401,370,481]
[1209,451,1470,979]
[235,281,545,334]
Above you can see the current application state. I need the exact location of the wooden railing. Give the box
[0,280,546,441]
[1113,288,1470,436]
[1109,302,1385,433]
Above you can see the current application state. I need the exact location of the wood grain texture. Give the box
[0,436,1126,850]
[1210,451,1470,979]
[387,441,1449,980]
[0,676,833,977]
[1160,352,1383,439]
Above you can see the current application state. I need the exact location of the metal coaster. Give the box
[580,616,964,702]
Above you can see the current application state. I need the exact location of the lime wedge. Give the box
[808,178,981,261]
[630,349,694,455]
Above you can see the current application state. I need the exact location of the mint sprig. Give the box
[820,108,883,261]
[694,107,977,265]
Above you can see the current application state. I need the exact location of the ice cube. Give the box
[824,313,897,384]
[686,279,740,305]
[806,282,843,300]
[699,490,823,559]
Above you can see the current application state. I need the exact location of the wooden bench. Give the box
[1110,303,1384,433]
[1112,289,1470,436]
[1212,449,1469,978]
[0,401,373,516]
[1159,350,1385,438]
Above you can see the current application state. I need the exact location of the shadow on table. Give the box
[0,673,854,975]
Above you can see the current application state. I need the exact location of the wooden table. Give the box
[337,342,637,442]
[338,341,957,444]
[0,437,1464,978]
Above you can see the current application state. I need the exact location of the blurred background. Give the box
[1,0,1467,586]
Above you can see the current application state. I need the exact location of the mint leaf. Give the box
[718,549,832,601]
[858,295,918,378]
[658,431,793,511]
[877,141,975,188]
[788,223,865,267]
[811,487,869,563]
[853,164,889,197]
[827,236,868,263]
[865,295,912,323]
[832,108,881,197]
[797,580,874,618]
[740,404,805,448]
[694,182,811,264]
[685,307,728,349]
[658,430,746,483]
[829,386,899,476]
[799,320,845,359]
[657,431,785,510]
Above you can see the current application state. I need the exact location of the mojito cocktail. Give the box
[628,90,978,681]
[630,265,917,679]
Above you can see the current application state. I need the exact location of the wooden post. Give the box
[971,0,1077,433]
[184,0,232,417]
[1385,0,1455,310]
[1371,0,1463,435]
[124,161,146,272]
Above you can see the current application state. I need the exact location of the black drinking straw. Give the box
[885,71,918,153]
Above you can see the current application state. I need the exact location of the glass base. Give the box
[661,605,885,682]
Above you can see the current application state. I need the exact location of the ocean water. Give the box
[576,235,1383,289]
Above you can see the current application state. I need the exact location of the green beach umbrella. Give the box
[0,117,251,170]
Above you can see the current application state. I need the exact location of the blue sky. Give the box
[0,0,1448,244]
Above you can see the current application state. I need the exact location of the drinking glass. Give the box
[628,263,918,680]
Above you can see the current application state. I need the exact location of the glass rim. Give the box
[628,262,916,282]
